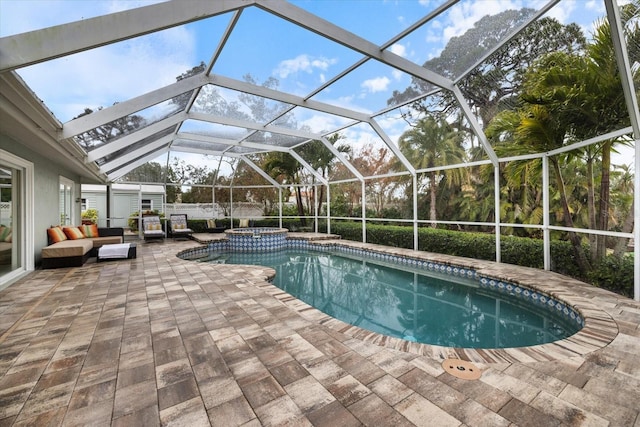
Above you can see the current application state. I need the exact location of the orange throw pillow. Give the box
[63,226,85,240]
[48,226,67,243]
[81,223,99,238]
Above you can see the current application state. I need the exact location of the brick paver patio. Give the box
[0,236,638,426]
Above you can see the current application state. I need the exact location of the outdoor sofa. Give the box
[42,224,125,268]
[205,219,226,233]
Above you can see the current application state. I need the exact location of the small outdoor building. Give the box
[81,183,165,228]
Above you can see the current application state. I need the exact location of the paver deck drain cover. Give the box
[442,359,482,380]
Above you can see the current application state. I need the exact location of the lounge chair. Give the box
[142,215,165,241]
[169,214,194,239]
[206,219,226,233]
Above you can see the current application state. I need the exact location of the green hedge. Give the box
[321,221,631,297]
[588,255,634,298]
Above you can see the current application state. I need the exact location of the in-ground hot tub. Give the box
[224,227,288,251]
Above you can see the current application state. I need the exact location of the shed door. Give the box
[112,194,133,228]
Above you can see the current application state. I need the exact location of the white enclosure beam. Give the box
[543,156,551,270]
[454,0,561,84]
[289,151,328,185]
[177,132,290,154]
[320,137,364,181]
[238,155,282,188]
[635,138,639,302]
[87,112,186,162]
[171,146,242,158]
[189,111,323,141]
[546,127,633,157]
[62,73,209,139]
[187,113,332,147]
[604,1,640,137]
[452,85,499,166]
[368,119,416,175]
[605,0,640,301]
[106,147,169,181]
[100,134,173,173]
[494,165,501,263]
[413,174,418,249]
[206,10,243,75]
[362,181,367,243]
[210,74,372,123]
[0,0,253,72]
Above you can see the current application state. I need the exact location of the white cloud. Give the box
[2,0,196,122]
[544,0,577,24]
[585,0,606,13]
[343,125,387,152]
[274,54,337,79]
[18,25,196,122]
[362,76,391,93]
[389,43,407,57]
[301,115,338,134]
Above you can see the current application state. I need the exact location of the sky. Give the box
[0,0,633,172]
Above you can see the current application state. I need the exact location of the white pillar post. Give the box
[543,156,551,270]
[494,165,501,263]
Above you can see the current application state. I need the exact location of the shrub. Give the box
[323,221,631,297]
[588,255,634,297]
[81,208,98,224]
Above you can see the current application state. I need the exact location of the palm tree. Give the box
[296,133,349,217]
[487,105,592,274]
[522,4,639,260]
[397,115,467,227]
[262,152,306,225]
[611,163,634,257]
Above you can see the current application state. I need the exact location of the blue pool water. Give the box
[186,249,582,349]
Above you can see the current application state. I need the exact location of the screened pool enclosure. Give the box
[0,0,638,300]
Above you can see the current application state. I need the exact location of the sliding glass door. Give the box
[0,149,33,289]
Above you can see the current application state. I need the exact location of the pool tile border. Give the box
[178,237,618,364]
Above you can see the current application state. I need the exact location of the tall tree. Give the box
[487,104,592,274]
[296,133,349,216]
[522,3,639,260]
[397,116,467,227]
[73,107,146,151]
[389,11,586,128]
[119,161,164,183]
[611,163,634,257]
[350,144,398,217]
[262,152,306,225]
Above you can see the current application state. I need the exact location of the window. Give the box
[141,199,153,211]
[81,198,87,211]
[59,176,74,225]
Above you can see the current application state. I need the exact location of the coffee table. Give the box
[97,243,137,262]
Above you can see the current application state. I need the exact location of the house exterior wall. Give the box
[0,132,82,266]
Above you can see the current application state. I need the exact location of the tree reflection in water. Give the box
[206,250,581,349]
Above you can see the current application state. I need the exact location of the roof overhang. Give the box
[0,71,107,182]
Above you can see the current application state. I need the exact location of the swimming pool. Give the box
[181,245,583,349]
